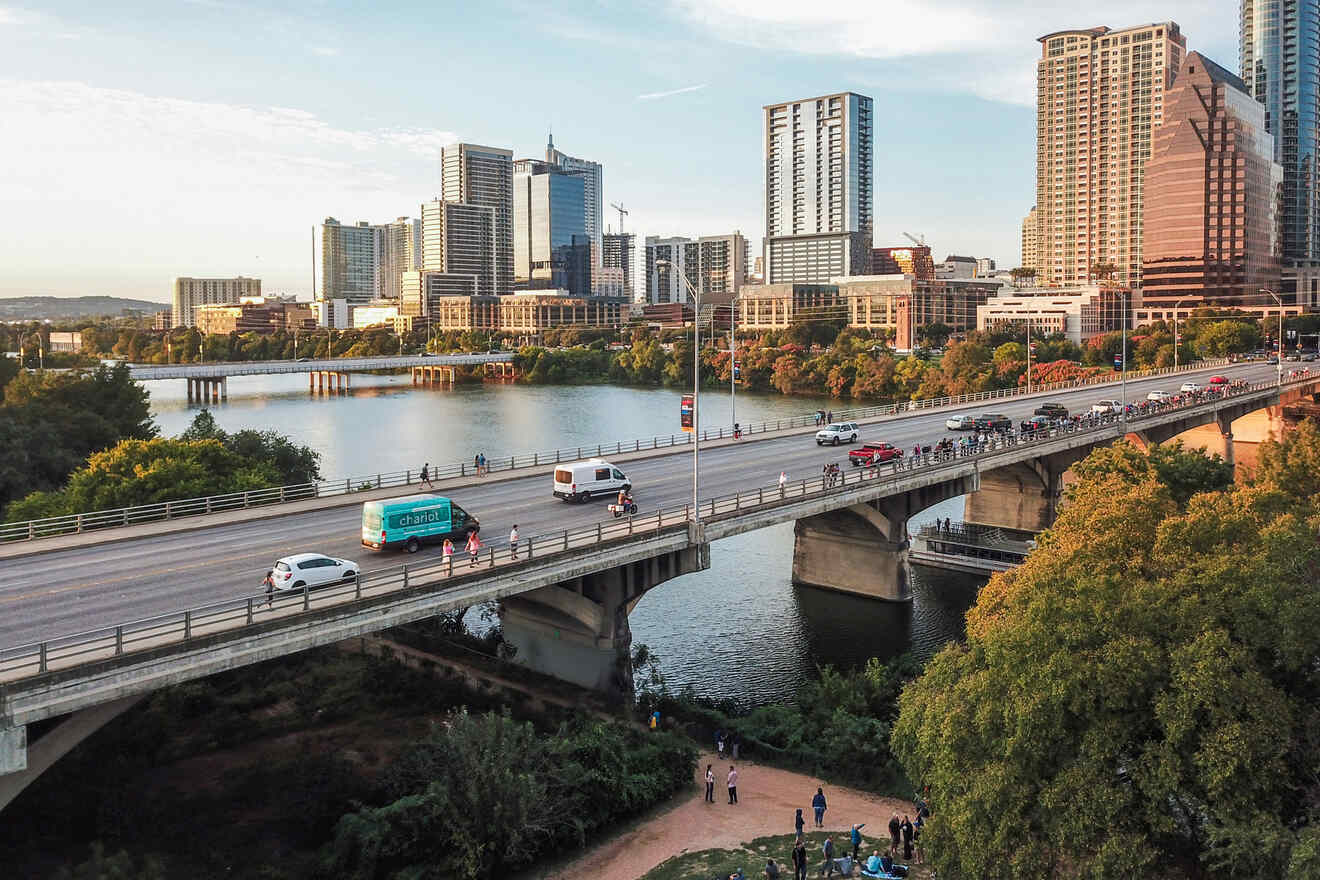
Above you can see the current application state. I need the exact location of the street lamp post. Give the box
[1261,288,1283,386]
[1120,289,1129,417]
[728,296,742,436]
[659,259,701,523]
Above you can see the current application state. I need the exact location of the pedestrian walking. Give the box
[442,537,454,567]
[887,813,901,857]
[727,765,738,804]
[901,815,914,861]
[420,462,432,488]
[791,839,808,880]
[944,517,951,532]
[705,764,715,803]
[795,808,805,838]
[717,729,726,758]
[473,453,480,474]
[779,471,788,492]
[508,524,519,559]
[850,823,866,861]
[478,452,488,476]
[262,569,275,608]
[465,530,482,567]
[819,837,836,877]
[812,787,827,827]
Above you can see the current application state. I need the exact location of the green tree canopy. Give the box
[893,427,1320,879]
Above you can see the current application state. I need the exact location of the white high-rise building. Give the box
[644,232,749,305]
[171,276,261,328]
[378,216,422,300]
[545,133,604,260]
[320,218,379,304]
[763,91,874,283]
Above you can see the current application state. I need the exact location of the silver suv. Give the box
[815,422,860,446]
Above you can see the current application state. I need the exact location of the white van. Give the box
[553,459,631,502]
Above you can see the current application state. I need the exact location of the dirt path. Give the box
[543,754,917,880]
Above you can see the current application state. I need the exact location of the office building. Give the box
[592,266,626,298]
[736,283,842,329]
[602,232,636,300]
[513,159,592,297]
[1035,23,1186,287]
[47,331,82,352]
[976,286,1128,346]
[1242,0,1320,270]
[936,255,979,279]
[545,133,604,257]
[351,303,400,329]
[1021,207,1038,271]
[843,277,1004,347]
[171,276,261,327]
[320,218,380,304]
[644,233,749,305]
[378,217,422,300]
[1141,52,1282,306]
[399,270,482,329]
[420,199,497,298]
[153,309,172,331]
[441,143,514,294]
[195,299,316,335]
[764,91,874,282]
[498,291,627,334]
[976,258,997,276]
[873,246,935,279]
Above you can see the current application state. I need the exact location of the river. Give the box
[148,372,984,705]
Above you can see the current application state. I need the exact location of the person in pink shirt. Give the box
[465,530,482,567]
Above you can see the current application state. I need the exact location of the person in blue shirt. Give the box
[849,823,866,861]
[811,787,827,827]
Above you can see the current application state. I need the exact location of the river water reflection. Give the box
[147,372,984,703]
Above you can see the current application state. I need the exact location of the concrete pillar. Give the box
[964,458,1065,533]
[791,500,912,601]
[500,544,709,702]
[310,372,315,392]
[221,376,228,401]
[186,378,193,404]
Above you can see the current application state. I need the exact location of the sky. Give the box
[1,0,1238,303]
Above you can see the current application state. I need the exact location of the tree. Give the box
[893,430,1320,879]
[916,322,954,348]
[1194,320,1262,358]
[1010,267,1038,289]
[1089,260,1119,285]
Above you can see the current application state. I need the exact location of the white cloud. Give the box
[636,83,708,100]
[310,45,339,57]
[667,0,1235,105]
[0,80,459,296]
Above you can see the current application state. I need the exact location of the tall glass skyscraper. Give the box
[513,160,591,296]
[1242,0,1320,264]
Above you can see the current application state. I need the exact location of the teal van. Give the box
[361,494,480,553]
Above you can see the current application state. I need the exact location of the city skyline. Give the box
[1,1,1240,301]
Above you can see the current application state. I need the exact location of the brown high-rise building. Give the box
[872,246,935,279]
[1035,23,1185,288]
[1141,52,1282,305]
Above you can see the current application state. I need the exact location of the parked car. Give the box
[1019,415,1052,434]
[1033,402,1069,419]
[815,422,860,446]
[1092,399,1123,415]
[270,553,358,591]
[1147,390,1173,403]
[848,442,903,466]
[973,413,1012,432]
[1180,381,1203,392]
[945,414,976,431]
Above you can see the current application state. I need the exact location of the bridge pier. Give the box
[499,543,709,702]
[791,476,978,601]
[963,450,1081,532]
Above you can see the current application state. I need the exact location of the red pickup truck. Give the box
[848,442,903,466]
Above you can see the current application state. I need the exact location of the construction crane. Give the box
[610,202,629,234]
[902,232,926,248]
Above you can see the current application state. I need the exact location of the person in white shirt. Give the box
[509,525,519,559]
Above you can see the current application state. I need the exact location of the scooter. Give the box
[608,497,639,518]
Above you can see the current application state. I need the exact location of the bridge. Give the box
[125,353,515,401]
[0,361,1316,808]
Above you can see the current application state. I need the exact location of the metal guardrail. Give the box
[0,358,1247,544]
[0,375,1295,684]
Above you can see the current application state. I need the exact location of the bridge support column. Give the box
[500,544,710,703]
[221,376,228,401]
[964,453,1074,532]
[1217,414,1235,470]
[792,476,978,602]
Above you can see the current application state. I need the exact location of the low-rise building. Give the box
[498,292,626,334]
[592,266,626,299]
[153,309,173,331]
[195,299,317,335]
[426,295,500,332]
[872,246,935,280]
[935,255,978,279]
[47,331,83,352]
[736,283,842,330]
[976,285,1128,345]
[840,276,1004,348]
[351,303,400,329]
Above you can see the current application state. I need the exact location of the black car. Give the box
[1020,415,1052,434]
[974,413,1012,432]
[1033,402,1068,419]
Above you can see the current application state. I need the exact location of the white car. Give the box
[1146,390,1173,402]
[1180,381,1202,392]
[815,422,860,446]
[1091,399,1123,414]
[271,553,358,591]
[945,414,976,431]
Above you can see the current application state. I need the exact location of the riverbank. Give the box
[544,752,926,880]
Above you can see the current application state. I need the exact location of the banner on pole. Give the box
[680,395,694,432]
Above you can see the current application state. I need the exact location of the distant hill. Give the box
[0,296,166,321]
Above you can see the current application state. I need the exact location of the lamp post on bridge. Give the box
[658,258,701,524]
[1261,288,1283,387]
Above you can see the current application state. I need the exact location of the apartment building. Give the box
[441,143,514,295]
[171,276,261,328]
[643,233,748,305]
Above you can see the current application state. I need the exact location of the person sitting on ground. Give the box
[860,852,885,878]
[728,869,745,880]
[879,854,908,877]
[832,854,853,877]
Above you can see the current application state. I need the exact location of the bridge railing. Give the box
[0,375,1293,685]
[0,357,1251,545]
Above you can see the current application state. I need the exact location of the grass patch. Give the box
[640,832,935,880]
